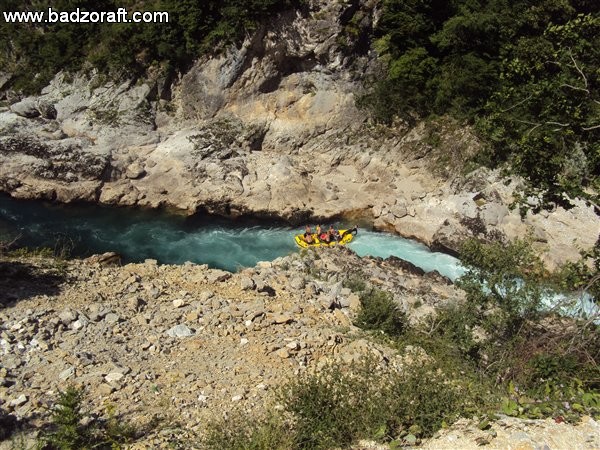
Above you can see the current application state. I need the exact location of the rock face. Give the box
[0,0,597,268]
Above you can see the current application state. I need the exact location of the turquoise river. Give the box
[0,195,465,280]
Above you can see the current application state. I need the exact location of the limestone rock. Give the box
[85,252,121,266]
[104,313,120,324]
[166,324,195,338]
[105,372,125,383]
[37,101,57,120]
[58,308,77,325]
[10,97,40,118]
[206,270,231,283]
[274,348,290,359]
[173,299,187,308]
[126,162,146,180]
[271,314,293,325]
[59,367,75,381]
[240,276,255,291]
[9,394,27,407]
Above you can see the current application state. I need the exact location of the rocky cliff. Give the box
[0,0,597,268]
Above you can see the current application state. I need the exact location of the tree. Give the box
[479,13,600,209]
[457,238,549,337]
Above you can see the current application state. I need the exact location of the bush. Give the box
[203,412,292,450]
[44,387,90,450]
[457,237,549,337]
[293,359,493,446]
[355,287,407,337]
[385,362,490,439]
[342,275,367,293]
[42,386,136,450]
[279,361,392,449]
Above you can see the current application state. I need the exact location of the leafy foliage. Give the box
[361,0,599,207]
[203,411,293,450]
[0,0,300,93]
[478,13,600,207]
[457,237,549,336]
[452,237,600,421]
[280,361,391,449]
[44,387,90,450]
[272,359,490,449]
[557,235,600,302]
[42,386,137,450]
[354,287,407,337]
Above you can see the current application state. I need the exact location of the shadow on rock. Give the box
[0,260,65,305]
[0,408,19,440]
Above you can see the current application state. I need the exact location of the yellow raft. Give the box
[294,228,357,248]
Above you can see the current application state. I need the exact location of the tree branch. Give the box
[568,49,588,89]
[582,124,600,131]
[501,95,533,113]
[560,83,589,94]
[0,233,22,253]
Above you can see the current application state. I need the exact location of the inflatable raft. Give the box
[294,228,357,248]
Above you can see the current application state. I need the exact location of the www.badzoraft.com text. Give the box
[2,8,169,24]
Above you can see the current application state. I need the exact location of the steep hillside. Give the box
[0,250,598,448]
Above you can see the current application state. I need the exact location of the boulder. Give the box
[58,308,77,325]
[125,162,146,180]
[37,100,57,119]
[430,220,470,257]
[385,256,426,276]
[206,270,231,283]
[479,203,509,227]
[10,97,40,118]
[85,252,121,266]
[166,324,195,338]
[390,203,408,219]
[240,276,255,291]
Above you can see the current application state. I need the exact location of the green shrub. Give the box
[44,387,90,450]
[385,362,489,439]
[42,387,137,450]
[355,288,406,337]
[342,275,367,293]
[279,361,392,449]
[8,247,55,259]
[360,1,598,208]
[277,358,492,448]
[423,303,480,361]
[457,237,549,338]
[1,0,303,93]
[203,412,292,450]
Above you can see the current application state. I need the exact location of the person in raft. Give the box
[328,225,340,242]
[317,225,331,243]
[304,225,313,244]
